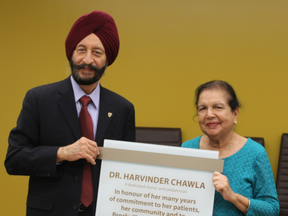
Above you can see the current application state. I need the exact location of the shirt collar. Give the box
[70,75,100,109]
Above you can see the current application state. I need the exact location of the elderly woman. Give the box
[181,80,279,215]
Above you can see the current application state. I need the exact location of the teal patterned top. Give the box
[181,136,279,216]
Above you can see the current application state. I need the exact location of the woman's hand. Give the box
[213,171,235,202]
[213,171,250,214]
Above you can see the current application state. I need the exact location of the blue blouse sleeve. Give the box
[247,149,279,215]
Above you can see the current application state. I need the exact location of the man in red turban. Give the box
[5,11,135,216]
[66,10,120,88]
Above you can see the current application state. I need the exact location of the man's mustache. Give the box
[74,63,101,72]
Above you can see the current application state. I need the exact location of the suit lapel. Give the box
[56,77,81,140]
[55,81,115,144]
[95,86,115,146]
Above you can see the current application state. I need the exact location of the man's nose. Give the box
[82,53,93,65]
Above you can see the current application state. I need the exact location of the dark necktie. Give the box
[79,96,94,207]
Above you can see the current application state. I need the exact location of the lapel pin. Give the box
[108,112,113,118]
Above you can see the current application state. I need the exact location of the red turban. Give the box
[65,11,119,66]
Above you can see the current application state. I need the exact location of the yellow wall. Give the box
[1,0,288,215]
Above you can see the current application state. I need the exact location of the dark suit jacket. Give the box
[5,77,135,216]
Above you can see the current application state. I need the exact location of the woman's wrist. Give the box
[228,193,250,214]
[244,199,250,214]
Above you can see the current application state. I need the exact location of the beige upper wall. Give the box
[1,0,288,214]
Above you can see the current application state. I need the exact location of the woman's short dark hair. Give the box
[195,80,241,112]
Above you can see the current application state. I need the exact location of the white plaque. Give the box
[95,140,223,216]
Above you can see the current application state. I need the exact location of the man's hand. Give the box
[56,137,100,165]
